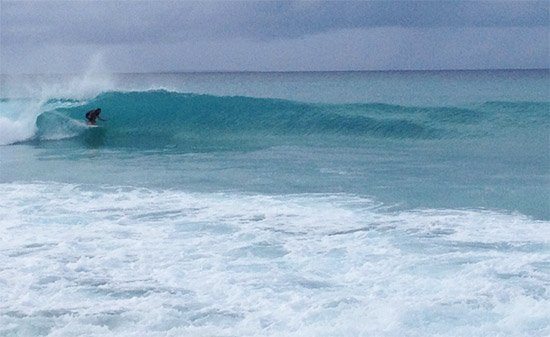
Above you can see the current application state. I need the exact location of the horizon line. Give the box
[1,67,548,76]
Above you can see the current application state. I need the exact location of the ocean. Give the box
[0,70,549,336]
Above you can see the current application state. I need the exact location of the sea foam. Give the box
[1,182,548,336]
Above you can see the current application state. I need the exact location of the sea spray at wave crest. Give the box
[0,97,53,145]
[0,72,115,146]
[3,89,545,149]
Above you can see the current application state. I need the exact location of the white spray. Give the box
[0,53,115,145]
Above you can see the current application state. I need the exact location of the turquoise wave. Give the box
[29,90,549,149]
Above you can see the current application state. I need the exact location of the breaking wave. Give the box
[1,90,548,148]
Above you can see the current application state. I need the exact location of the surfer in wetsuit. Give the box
[85,108,105,125]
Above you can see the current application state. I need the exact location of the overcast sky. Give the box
[1,0,548,73]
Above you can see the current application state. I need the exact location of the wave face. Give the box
[43,90,441,146]
[2,89,545,148]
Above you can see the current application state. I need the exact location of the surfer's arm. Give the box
[98,117,107,121]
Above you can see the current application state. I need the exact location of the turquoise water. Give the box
[1,70,549,336]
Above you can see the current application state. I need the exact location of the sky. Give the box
[1,0,548,73]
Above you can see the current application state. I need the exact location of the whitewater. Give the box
[0,70,549,336]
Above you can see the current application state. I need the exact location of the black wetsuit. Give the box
[85,108,102,125]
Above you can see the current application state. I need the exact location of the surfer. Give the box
[85,108,105,125]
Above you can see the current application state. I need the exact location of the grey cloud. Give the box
[3,26,547,74]
[2,1,548,45]
[1,1,548,73]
